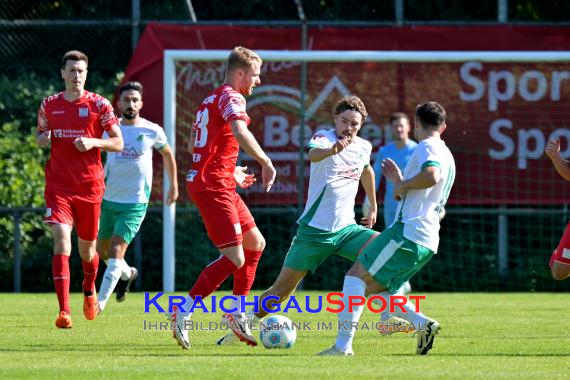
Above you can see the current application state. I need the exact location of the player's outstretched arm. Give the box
[360,165,377,228]
[308,136,349,162]
[160,144,179,205]
[545,138,570,181]
[231,120,275,192]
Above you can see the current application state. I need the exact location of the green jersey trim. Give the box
[421,160,441,170]
[298,185,327,225]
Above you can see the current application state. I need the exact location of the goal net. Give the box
[163,50,570,292]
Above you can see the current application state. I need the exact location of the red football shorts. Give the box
[44,191,101,241]
[189,189,256,249]
[550,222,570,266]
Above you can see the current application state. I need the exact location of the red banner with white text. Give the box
[124,24,570,205]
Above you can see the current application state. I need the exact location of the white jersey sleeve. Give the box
[306,129,334,150]
[153,127,167,150]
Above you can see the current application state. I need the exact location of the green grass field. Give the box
[1,292,569,379]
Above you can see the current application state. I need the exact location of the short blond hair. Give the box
[226,46,262,74]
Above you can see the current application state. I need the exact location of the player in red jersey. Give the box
[545,138,570,280]
[36,50,123,328]
[170,46,276,349]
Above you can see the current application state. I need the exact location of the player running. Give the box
[170,46,276,349]
[37,50,123,328]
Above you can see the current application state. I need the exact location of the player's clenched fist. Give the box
[545,138,561,160]
[73,137,95,152]
[331,135,350,155]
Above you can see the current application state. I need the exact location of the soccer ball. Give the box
[259,315,297,349]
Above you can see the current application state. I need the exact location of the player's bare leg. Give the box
[550,261,570,280]
[255,266,307,319]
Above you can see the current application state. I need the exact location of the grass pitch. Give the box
[1,292,569,379]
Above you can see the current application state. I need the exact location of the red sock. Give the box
[52,255,70,313]
[189,255,238,300]
[82,253,100,294]
[233,249,263,296]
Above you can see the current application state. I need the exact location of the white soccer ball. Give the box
[259,315,297,349]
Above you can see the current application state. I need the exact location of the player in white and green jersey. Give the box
[96,82,178,313]
[217,95,380,347]
[318,101,455,357]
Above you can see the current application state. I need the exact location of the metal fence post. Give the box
[395,0,404,25]
[13,211,22,293]
[295,0,308,216]
[132,0,141,52]
[498,206,508,278]
[498,0,508,23]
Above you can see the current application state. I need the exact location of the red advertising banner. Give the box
[123,24,570,205]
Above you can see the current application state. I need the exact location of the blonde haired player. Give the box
[171,47,276,349]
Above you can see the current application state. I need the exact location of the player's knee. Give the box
[98,250,109,261]
[79,247,97,262]
[248,235,265,252]
[108,245,125,259]
[551,265,570,280]
[54,241,71,256]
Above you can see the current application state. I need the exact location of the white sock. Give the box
[335,276,366,352]
[375,290,428,327]
[246,307,261,323]
[373,284,410,321]
[370,291,390,322]
[230,295,244,315]
[178,295,194,319]
[120,259,131,281]
[98,258,123,311]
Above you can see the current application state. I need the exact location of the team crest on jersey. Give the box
[186,170,198,182]
[78,107,89,117]
[120,146,140,158]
